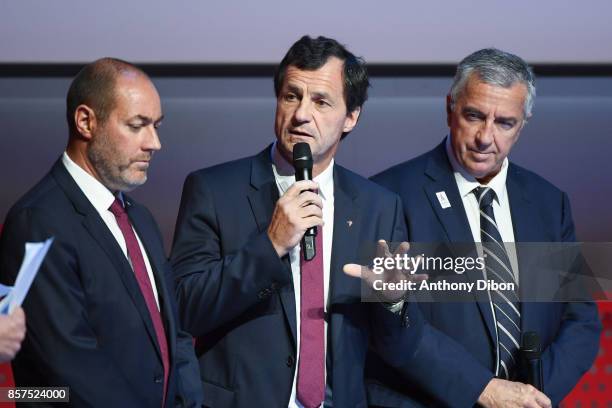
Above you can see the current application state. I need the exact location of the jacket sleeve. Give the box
[170,171,292,337]
[0,207,142,406]
[368,194,494,407]
[540,192,601,406]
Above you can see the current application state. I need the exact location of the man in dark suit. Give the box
[371,48,601,407]
[0,58,202,407]
[170,36,430,407]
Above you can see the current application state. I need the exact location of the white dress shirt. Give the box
[270,143,334,408]
[62,152,160,309]
[445,136,520,284]
[445,136,520,377]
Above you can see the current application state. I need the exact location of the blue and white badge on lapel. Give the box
[436,191,451,209]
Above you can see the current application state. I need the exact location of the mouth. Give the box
[468,149,493,161]
[132,159,151,168]
[289,129,313,138]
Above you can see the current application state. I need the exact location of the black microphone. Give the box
[521,331,543,392]
[292,142,317,261]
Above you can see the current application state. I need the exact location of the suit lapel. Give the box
[423,142,474,244]
[506,165,542,331]
[329,166,361,306]
[424,142,497,344]
[328,166,362,393]
[246,146,297,345]
[128,200,176,364]
[507,165,541,243]
[51,161,162,361]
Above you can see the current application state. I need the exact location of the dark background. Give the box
[1,67,611,251]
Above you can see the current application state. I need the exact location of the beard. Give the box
[87,133,147,192]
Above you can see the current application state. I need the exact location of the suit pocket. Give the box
[201,379,235,407]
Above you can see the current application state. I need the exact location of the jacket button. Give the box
[154,376,163,384]
[286,355,295,367]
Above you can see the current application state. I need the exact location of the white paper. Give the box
[0,237,54,314]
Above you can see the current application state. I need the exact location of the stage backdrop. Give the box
[0,74,611,249]
[2,0,611,63]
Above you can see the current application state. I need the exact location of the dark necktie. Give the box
[473,187,521,379]
[297,227,325,408]
[109,198,169,406]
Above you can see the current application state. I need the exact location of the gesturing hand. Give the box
[343,240,427,303]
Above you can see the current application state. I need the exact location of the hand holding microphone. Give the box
[267,143,322,258]
[477,332,548,408]
[522,331,543,392]
[293,143,318,261]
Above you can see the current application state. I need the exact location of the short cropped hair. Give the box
[449,48,536,117]
[274,35,369,116]
[66,57,148,134]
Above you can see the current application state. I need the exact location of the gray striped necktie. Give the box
[474,186,521,379]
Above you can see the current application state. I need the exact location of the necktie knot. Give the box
[109,198,127,218]
[473,186,496,209]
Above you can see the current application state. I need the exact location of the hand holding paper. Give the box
[0,307,26,362]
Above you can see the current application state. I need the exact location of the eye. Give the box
[498,121,514,130]
[465,112,480,121]
[315,100,330,107]
[128,124,142,131]
[284,93,298,102]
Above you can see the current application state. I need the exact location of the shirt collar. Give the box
[62,152,122,212]
[445,135,509,203]
[270,141,334,201]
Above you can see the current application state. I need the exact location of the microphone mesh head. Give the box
[293,142,312,170]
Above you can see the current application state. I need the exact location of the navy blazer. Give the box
[369,140,601,407]
[0,160,202,407]
[170,146,427,408]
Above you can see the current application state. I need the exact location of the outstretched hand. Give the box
[343,240,427,303]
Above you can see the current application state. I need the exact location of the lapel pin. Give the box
[347,220,353,227]
[436,191,451,209]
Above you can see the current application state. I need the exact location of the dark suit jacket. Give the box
[170,146,428,408]
[369,140,601,407]
[0,160,202,407]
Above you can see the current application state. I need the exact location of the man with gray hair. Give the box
[370,48,601,407]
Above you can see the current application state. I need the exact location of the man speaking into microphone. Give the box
[170,35,430,407]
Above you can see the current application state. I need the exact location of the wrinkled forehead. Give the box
[282,57,346,94]
[459,77,527,116]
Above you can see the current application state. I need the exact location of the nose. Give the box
[293,99,312,124]
[475,119,494,149]
[144,126,162,152]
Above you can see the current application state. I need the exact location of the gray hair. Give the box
[449,48,536,118]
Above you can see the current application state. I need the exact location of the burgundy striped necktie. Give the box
[109,198,169,407]
[297,227,325,408]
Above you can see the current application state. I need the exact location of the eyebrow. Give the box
[130,114,164,125]
[284,84,331,101]
[462,107,485,117]
[311,91,331,100]
[462,107,518,123]
[285,84,303,95]
[494,116,518,124]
